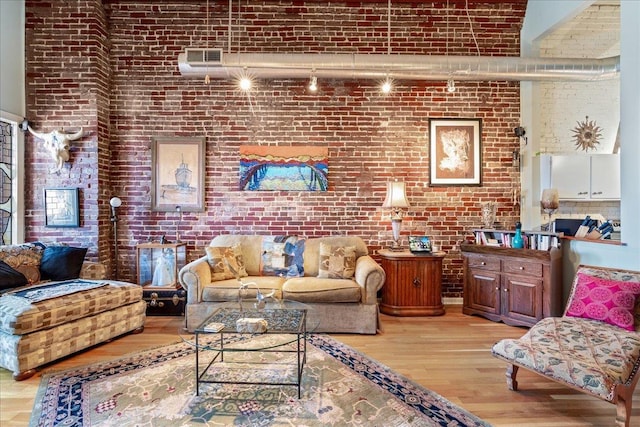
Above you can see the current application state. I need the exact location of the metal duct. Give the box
[177,51,620,82]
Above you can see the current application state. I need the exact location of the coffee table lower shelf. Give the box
[195,331,308,398]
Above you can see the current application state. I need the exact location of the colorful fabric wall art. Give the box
[239,146,328,191]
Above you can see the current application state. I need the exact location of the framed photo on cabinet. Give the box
[429,118,482,186]
[151,137,205,212]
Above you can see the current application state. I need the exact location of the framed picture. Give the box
[429,118,482,186]
[44,187,80,227]
[151,137,205,212]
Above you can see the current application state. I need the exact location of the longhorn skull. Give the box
[27,126,84,173]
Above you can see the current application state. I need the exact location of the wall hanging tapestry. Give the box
[239,146,328,191]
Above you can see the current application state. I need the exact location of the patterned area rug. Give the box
[30,334,489,426]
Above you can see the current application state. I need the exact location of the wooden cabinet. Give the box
[461,244,562,327]
[378,249,446,316]
[541,154,620,200]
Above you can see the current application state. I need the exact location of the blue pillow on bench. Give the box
[40,246,88,281]
[0,260,28,290]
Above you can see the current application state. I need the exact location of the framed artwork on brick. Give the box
[44,187,80,227]
[239,145,328,191]
[151,137,205,212]
[429,118,482,186]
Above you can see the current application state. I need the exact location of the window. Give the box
[0,111,24,244]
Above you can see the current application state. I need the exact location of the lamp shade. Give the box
[382,181,410,208]
[109,197,122,208]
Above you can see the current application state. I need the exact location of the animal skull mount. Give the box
[27,126,84,173]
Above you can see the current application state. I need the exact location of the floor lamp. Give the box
[110,197,122,280]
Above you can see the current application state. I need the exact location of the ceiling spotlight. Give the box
[308,75,318,92]
[239,76,252,91]
[447,78,456,93]
[381,77,393,94]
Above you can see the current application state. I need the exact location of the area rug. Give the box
[30,334,489,426]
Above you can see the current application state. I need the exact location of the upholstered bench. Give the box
[0,243,146,380]
[492,265,640,427]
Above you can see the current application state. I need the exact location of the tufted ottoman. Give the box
[0,277,146,380]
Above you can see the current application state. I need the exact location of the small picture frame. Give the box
[429,118,482,186]
[44,187,80,227]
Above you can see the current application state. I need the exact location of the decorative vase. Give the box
[480,202,497,229]
[512,221,524,248]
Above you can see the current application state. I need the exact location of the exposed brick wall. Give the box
[25,0,526,297]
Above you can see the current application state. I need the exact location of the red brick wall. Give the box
[25,0,526,296]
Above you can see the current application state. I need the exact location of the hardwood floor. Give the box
[2,306,638,426]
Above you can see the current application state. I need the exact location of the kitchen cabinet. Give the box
[540,154,620,200]
[461,244,562,327]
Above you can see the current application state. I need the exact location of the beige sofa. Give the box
[178,235,385,334]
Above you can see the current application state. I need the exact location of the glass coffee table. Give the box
[194,300,316,399]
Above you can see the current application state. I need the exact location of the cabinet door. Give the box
[501,274,543,325]
[590,154,620,199]
[551,155,590,199]
[466,267,501,315]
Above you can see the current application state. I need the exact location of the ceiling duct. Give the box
[178,50,619,82]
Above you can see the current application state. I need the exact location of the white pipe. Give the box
[178,52,620,82]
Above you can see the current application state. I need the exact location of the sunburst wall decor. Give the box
[571,116,602,151]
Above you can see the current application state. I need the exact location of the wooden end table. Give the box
[378,249,446,316]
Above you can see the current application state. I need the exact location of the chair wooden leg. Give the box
[13,369,36,381]
[506,364,519,391]
[614,388,632,427]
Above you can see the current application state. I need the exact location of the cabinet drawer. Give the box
[503,261,543,277]
[467,256,500,271]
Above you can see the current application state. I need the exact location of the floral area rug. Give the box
[30,334,489,426]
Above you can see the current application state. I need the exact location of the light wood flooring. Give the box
[2,305,638,426]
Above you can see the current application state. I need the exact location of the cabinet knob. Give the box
[480,261,486,265]
[495,287,500,291]
[519,266,524,270]
[412,277,421,288]
[504,288,508,292]
[592,191,602,195]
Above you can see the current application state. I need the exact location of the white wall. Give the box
[0,0,25,116]
[521,0,640,277]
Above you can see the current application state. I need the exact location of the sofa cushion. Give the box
[318,243,356,279]
[208,235,265,276]
[0,280,143,335]
[205,244,248,280]
[40,246,88,281]
[565,272,640,331]
[261,235,305,277]
[0,261,28,290]
[282,277,361,303]
[201,276,285,302]
[0,243,43,284]
[303,236,369,277]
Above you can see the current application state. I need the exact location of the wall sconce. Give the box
[382,180,411,251]
[109,196,122,280]
[512,149,520,169]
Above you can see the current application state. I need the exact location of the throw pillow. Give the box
[40,246,88,281]
[0,260,28,290]
[261,236,305,277]
[317,243,356,279]
[0,243,43,284]
[565,272,640,331]
[205,244,248,281]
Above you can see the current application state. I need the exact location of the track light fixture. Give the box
[381,76,393,94]
[447,77,456,93]
[308,75,318,92]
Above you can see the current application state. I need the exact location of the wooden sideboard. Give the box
[460,243,563,327]
[378,249,446,316]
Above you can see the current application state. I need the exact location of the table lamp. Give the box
[382,180,411,251]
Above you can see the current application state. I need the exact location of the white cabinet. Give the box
[540,154,620,201]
